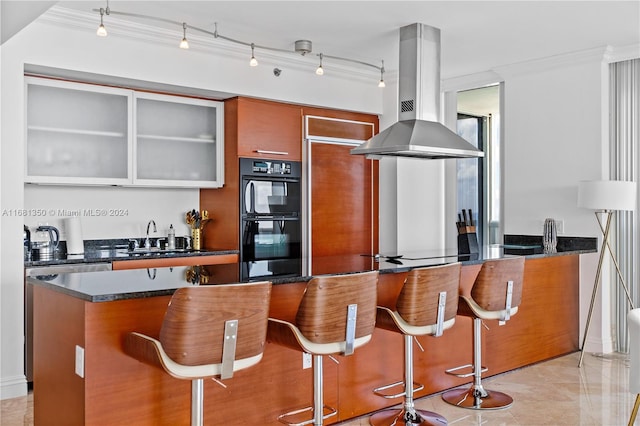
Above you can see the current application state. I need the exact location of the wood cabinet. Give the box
[111,253,238,270]
[25,77,224,188]
[303,113,379,270]
[200,98,379,253]
[235,97,302,161]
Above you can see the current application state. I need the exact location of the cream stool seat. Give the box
[442,257,525,410]
[370,262,461,426]
[268,270,379,426]
[124,281,272,426]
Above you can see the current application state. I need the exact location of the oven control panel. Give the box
[251,160,292,175]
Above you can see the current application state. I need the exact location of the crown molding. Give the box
[603,44,640,63]
[39,5,381,84]
[441,45,632,92]
[492,46,610,79]
[442,71,502,93]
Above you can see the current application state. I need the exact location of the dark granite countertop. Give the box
[27,237,596,303]
[27,263,241,302]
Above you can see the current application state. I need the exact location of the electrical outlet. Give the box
[75,345,85,378]
[302,352,312,369]
[555,219,564,234]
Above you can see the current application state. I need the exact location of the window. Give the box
[456,113,485,245]
[456,84,502,247]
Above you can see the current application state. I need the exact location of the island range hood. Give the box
[351,23,484,159]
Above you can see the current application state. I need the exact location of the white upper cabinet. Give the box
[134,93,224,188]
[25,78,132,185]
[25,77,224,188]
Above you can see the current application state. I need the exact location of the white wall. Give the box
[23,186,199,242]
[500,52,614,353]
[0,12,382,399]
[501,58,604,236]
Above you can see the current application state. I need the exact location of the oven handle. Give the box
[249,182,255,214]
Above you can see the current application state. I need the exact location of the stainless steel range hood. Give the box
[351,23,484,159]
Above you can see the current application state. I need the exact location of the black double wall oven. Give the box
[240,158,302,281]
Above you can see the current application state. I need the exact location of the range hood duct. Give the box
[351,23,484,159]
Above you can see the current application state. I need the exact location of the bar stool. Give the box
[441,257,525,410]
[123,281,272,426]
[268,270,379,426]
[370,263,461,426]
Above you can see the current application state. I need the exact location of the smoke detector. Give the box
[294,40,312,55]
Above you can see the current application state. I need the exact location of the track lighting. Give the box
[378,60,386,88]
[179,23,189,49]
[96,7,108,37]
[91,6,386,87]
[249,43,258,67]
[315,53,324,76]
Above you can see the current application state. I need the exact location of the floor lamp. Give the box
[577,180,637,368]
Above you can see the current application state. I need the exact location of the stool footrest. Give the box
[373,380,424,399]
[445,363,488,378]
[277,405,337,426]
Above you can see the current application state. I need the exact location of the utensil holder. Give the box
[192,228,202,250]
[458,232,479,255]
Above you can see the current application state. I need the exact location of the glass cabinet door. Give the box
[25,77,132,185]
[134,93,224,188]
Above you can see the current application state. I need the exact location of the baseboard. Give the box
[0,375,28,400]
[583,334,614,355]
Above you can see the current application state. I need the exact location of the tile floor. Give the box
[0,351,637,425]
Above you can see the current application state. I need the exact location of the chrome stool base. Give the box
[370,408,447,425]
[277,405,337,426]
[441,386,513,410]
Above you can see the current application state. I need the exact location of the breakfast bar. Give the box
[28,245,592,425]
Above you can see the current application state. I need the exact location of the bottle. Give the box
[167,224,176,250]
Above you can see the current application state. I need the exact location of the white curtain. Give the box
[611,58,639,352]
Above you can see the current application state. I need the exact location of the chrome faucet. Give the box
[145,220,157,249]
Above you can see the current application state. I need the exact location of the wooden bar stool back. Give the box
[442,256,525,410]
[370,262,461,426]
[124,281,272,426]
[268,270,379,426]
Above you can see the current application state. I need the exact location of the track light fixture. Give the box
[91,6,385,87]
[378,60,386,88]
[249,43,258,67]
[316,53,324,76]
[180,22,189,49]
[96,5,109,37]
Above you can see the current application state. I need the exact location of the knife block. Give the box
[458,231,479,255]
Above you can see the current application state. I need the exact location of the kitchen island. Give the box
[28,243,594,425]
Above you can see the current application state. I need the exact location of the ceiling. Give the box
[4,1,640,79]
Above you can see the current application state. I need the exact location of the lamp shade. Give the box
[577,180,637,211]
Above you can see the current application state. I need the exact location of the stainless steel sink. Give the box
[119,248,195,256]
